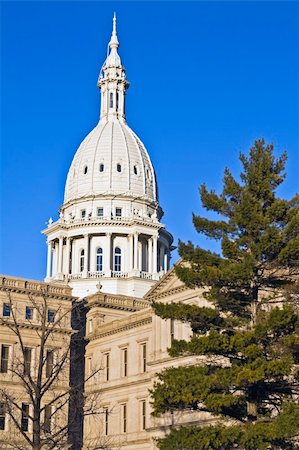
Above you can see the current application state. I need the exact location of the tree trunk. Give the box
[251,280,259,326]
[33,399,41,450]
[246,400,257,418]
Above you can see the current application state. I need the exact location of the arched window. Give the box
[96,248,103,272]
[79,249,85,272]
[83,166,88,175]
[99,163,104,172]
[117,163,122,173]
[116,92,119,111]
[114,247,121,272]
[109,92,113,108]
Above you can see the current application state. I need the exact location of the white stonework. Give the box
[42,14,173,299]
[83,265,217,450]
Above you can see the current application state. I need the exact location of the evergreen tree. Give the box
[151,139,299,449]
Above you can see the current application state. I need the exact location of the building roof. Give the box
[64,120,157,204]
[63,14,158,206]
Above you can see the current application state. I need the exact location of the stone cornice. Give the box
[0,275,74,301]
[88,313,152,341]
[85,374,152,394]
[88,292,150,312]
[144,264,178,299]
[0,320,74,335]
[42,216,163,236]
[61,192,159,210]
[146,285,188,302]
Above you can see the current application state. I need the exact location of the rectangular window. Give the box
[105,353,110,381]
[115,208,122,217]
[81,209,86,218]
[122,403,127,433]
[104,407,109,436]
[47,310,55,323]
[97,207,104,217]
[87,357,92,375]
[25,306,33,320]
[21,403,29,432]
[0,345,9,374]
[44,405,51,433]
[141,343,147,373]
[2,303,10,317]
[170,319,175,343]
[24,348,32,376]
[114,249,121,272]
[46,350,54,378]
[141,400,146,430]
[0,403,5,431]
[122,348,128,377]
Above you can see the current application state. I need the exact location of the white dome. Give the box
[43,15,173,300]
[64,119,158,205]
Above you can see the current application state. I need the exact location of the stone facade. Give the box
[0,275,74,448]
[1,15,209,450]
[83,265,217,450]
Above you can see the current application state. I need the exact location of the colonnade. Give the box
[46,232,169,280]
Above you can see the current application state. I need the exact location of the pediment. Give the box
[144,260,187,301]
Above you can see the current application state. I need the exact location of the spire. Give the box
[109,12,119,49]
[97,13,129,122]
[101,13,121,69]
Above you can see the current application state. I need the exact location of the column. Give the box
[87,235,91,272]
[148,238,153,273]
[58,235,64,275]
[65,237,71,276]
[71,238,78,275]
[153,235,158,274]
[82,234,89,278]
[164,248,168,273]
[128,234,133,272]
[46,240,52,279]
[133,232,139,271]
[138,242,142,271]
[159,244,164,272]
[52,242,58,276]
[105,233,112,276]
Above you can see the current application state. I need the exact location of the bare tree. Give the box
[0,288,105,450]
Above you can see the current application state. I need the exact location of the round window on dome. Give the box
[83,166,88,175]
[133,165,138,175]
[117,164,122,173]
[99,163,104,172]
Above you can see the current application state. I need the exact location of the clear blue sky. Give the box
[1,1,298,280]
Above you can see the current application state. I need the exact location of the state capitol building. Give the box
[0,15,210,450]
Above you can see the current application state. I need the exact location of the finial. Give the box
[109,12,119,49]
[113,12,116,35]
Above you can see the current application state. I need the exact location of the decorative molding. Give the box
[86,374,152,394]
[89,316,152,341]
[146,285,188,301]
[0,320,73,335]
[0,275,74,301]
[88,293,150,312]
[43,216,163,235]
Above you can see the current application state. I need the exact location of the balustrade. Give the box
[88,271,104,278]
[111,271,128,278]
